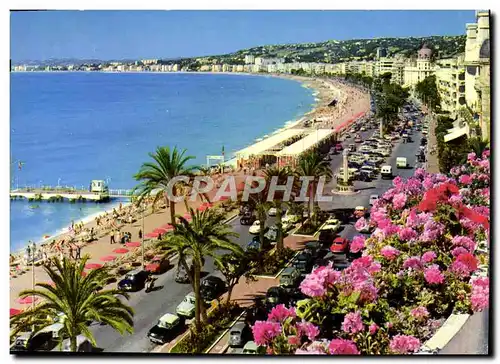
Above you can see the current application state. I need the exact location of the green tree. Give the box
[295,151,332,222]
[468,137,489,157]
[215,252,252,305]
[160,208,242,333]
[10,256,134,352]
[134,146,198,224]
[263,165,295,251]
[415,75,441,112]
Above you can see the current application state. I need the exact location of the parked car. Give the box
[321,218,341,232]
[292,252,313,274]
[11,332,57,352]
[264,225,279,242]
[246,236,270,251]
[146,255,171,275]
[330,237,350,253]
[175,264,191,284]
[147,313,184,345]
[266,286,289,306]
[229,322,252,348]
[176,292,197,318]
[318,228,336,245]
[279,267,302,288]
[240,212,256,226]
[242,341,260,354]
[117,269,149,292]
[249,221,262,234]
[353,206,368,219]
[201,276,226,302]
[268,207,277,216]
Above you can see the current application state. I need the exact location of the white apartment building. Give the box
[435,55,466,117]
[244,55,255,64]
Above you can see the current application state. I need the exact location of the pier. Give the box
[9,180,137,202]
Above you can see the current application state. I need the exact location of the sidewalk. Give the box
[154,233,312,353]
[425,111,440,174]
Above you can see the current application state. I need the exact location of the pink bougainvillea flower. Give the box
[268,304,296,322]
[398,227,417,241]
[350,235,365,253]
[296,321,320,341]
[467,152,477,161]
[299,277,326,297]
[389,335,421,354]
[392,192,408,210]
[424,265,445,285]
[421,251,437,264]
[288,335,301,346]
[451,246,468,257]
[410,306,429,320]
[369,323,379,335]
[403,256,423,271]
[342,311,364,334]
[252,321,282,346]
[328,339,360,355]
[355,217,368,231]
[381,245,400,260]
[459,174,473,185]
[452,236,476,251]
[455,252,479,272]
[471,277,489,312]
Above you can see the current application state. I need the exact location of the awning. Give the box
[276,129,334,157]
[444,123,470,143]
[235,128,305,158]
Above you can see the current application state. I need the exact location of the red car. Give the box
[330,237,350,253]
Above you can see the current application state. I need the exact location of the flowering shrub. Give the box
[251,152,490,355]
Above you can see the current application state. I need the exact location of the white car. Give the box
[369,194,379,206]
[268,207,277,216]
[360,126,367,131]
[176,292,196,318]
[282,211,300,224]
[249,221,261,234]
[321,218,341,232]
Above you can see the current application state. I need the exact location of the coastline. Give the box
[9,73,362,256]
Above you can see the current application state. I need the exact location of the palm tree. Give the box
[10,256,134,352]
[134,146,198,224]
[159,208,242,332]
[263,165,294,251]
[295,151,332,221]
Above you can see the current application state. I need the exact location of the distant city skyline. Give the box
[10,10,476,61]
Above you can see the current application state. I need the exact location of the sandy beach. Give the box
[9,75,370,311]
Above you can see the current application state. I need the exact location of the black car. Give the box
[11,332,57,352]
[420,138,428,146]
[201,276,226,301]
[147,313,184,345]
[318,229,335,245]
[265,286,289,307]
[292,252,313,274]
[175,264,191,284]
[117,269,149,291]
[358,172,372,182]
[240,212,256,226]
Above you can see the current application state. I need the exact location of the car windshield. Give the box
[125,274,137,281]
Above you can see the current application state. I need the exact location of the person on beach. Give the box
[138,229,142,240]
[110,233,115,244]
[76,245,81,260]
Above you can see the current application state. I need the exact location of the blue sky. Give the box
[10,10,475,61]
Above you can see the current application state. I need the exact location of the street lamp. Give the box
[141,205,145,270]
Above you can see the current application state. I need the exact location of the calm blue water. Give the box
[10,72,314,251]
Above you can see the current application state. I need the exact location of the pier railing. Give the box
[11,185,92,194]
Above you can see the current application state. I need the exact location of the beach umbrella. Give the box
[161,224,174,230]
[197,205,209,211]
[145,232,159,239]
[100,255,117,262]
[182,214,192,221]
[85,263,103,269]
[17,296,38,304]
[113,248,129,254]
[43,235,50,239]
[145,263,159,272]
[10,308,22,317]
[126,241,141,248]
[153,228,168,234]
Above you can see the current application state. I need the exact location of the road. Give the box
[319,126,424,241]
[90,213,276,352]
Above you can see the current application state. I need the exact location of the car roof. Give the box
[370,194,379,198]
[282,267,297,274]
[243,341,258,350]
[231,322,247,331]
[159,313,180,326]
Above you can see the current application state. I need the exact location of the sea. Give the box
[10,72,315,252]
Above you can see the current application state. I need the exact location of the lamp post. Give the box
[141,205,145,270]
